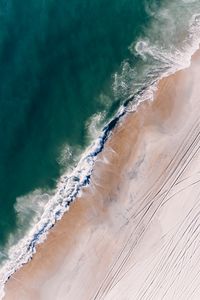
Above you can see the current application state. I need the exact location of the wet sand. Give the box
[4,49,200,299]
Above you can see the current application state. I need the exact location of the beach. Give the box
[3,48,200,299]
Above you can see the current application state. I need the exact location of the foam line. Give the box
[0,9,200,300]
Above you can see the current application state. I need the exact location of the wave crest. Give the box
[1,1,200,298]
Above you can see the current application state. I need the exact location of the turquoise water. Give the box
[0,0,200,289]
[0,1,149,249]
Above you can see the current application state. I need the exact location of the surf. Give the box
[1,0,200,298]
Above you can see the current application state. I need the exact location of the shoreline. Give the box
[3,46,200,299]
[1,38,199,300]
[0,1,200,298]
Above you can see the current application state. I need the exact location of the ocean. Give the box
[0,0,200,295]
[0,0,148,252]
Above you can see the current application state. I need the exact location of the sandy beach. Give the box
[3,48,200,299]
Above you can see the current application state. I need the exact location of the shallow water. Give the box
[0,0,200,294]
[0,0,148,249]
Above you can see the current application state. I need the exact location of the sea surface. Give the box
[0,0,200,295]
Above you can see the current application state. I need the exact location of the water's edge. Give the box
[1,14,200,300]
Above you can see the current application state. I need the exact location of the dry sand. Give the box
[4,49,200,299]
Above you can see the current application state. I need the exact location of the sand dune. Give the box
[4,49,200,299]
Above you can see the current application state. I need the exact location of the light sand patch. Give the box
[4,50,200,300]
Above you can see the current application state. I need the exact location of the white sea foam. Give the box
[182,0,197,3]
[98,93,113,109]
[0,190,50,272]
[0,113,120,298]
[57,145,73,166]
[1,2,200,299]
[86,112,105,140]
[114,1,200,111]
[15,190,50,226]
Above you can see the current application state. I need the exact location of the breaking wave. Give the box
[1,0,200,298]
